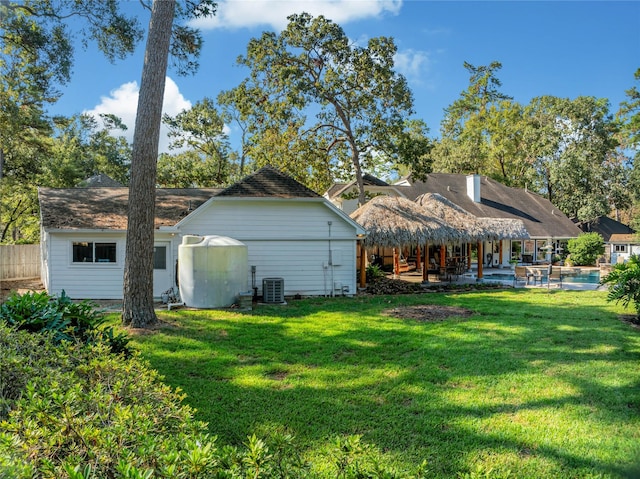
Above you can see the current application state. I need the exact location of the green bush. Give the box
[601,254,640,320]
[366,263,386,282]
[566,232,604,266]
[0,324,426,478]
[0,290,130,356]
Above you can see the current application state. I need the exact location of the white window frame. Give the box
[71,241,118,265]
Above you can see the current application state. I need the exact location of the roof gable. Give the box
[577,216,636,242]
[217,166,320,198]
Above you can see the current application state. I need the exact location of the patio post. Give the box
[422,242,429,283]
[477,241,484,280]
[359,242,367,288]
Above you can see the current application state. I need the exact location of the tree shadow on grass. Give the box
[138,290,640,478]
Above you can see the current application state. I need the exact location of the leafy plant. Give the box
[566,232,604,266]
[366,263,386,283]
[601,254,640,320]
[0,290,130,356]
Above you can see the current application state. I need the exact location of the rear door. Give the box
[153,242,172,297]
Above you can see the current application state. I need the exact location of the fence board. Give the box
[0,244,41,280]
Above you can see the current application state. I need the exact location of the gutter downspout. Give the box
[328,221,334,297]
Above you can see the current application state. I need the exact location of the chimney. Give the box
[466,174,481,203]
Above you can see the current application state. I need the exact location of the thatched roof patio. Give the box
[350,196,472,248]
[415,193,529,242]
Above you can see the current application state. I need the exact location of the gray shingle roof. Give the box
[403,174,582,238]
[577,216,636,242]
[39,188,220,230]
[39,167,324,231]
[217,166,320,198]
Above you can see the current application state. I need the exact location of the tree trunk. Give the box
[122,0,176,327]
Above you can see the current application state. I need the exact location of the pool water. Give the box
[562,270,600,284]
[483,269,601,284]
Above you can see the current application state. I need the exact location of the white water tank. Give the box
[178,235,248,308]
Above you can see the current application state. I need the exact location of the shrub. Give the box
[0,324,425,478]
[566,232,604,266]
[601,254,640,321]
[0,290,130,356]
[366,263,386,283]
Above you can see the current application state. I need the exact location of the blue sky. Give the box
[50,0,640,154]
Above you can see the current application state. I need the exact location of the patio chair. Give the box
[513,266,528,286]
[527,267,545,286]
[547,266,563,289]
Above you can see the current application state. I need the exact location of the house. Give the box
[38,166,366,301]
[577,216,639,264]
[325,173,582,268]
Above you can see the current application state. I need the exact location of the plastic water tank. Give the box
[178,235,248,308]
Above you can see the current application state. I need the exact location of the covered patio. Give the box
[350,195,530,288]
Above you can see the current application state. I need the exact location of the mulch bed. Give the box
[362,277,508,295]
[384,304,475,322]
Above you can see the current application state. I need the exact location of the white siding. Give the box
[44,198,361,300]
[179,199,360,297]
[181,199,357,240]
[46,233,126,299]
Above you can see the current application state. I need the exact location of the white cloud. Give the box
[394,49,430,82]
[84,77,191,154]
[191,0,402,31]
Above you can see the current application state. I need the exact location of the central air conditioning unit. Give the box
[262,277,284,303]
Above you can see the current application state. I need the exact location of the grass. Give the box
[123,289,640,478]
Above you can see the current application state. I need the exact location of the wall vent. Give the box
[262,277,284,303]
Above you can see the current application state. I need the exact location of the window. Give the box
[614,244,627,253]
[72,242,117,263]
[154,246,167,270]
[523,240,535,255]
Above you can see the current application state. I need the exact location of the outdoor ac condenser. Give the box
[262,277,284,303]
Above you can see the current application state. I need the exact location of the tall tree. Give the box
[617,68,640,229]
[224,13,422,205]
[1,0,145,241]
[122,0,216,327]
[523,95,620,221]
[122,0,176,328]
[163,97,233,185]
[435,61,512,174]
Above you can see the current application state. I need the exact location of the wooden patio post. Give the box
[359,242,367,288]
[416,245,421,273]
[467,243,472,271]
[423,242,429,282]
[440,245,446,275]
[477,241,484,279]
[393,248,399,276]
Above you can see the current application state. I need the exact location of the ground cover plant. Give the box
[128,289,640,478]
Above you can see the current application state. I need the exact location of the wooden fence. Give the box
[0,244,41,280]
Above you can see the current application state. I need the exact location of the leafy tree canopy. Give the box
[222,13,429,204]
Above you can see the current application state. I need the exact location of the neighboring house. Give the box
[577,216,639,264]
[325,173,582,268]
[324,174,406,213]
[39,166,365,300]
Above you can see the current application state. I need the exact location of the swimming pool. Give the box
[483,269,601,284]
[561,269,600,284]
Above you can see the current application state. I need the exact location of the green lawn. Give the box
[127,289,640,478]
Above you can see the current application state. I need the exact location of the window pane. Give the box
[523,240,535,254]
[73,242,93,262]
[95,243,117,263]
[154,246,167,270]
